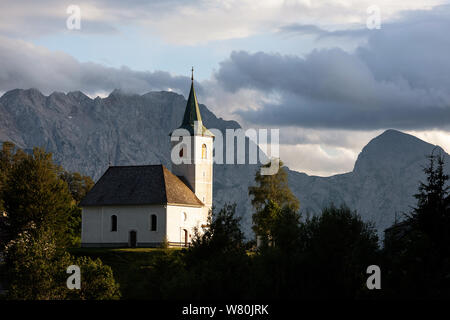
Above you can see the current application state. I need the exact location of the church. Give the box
[80,72,213,248]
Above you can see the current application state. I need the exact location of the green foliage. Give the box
[189,204,246,257]
[60,171,94,247]
[250,205,380,299]
[60,171,94,203]
[67,206,82,247]
[66,256,121,300]
[4,224,121,300]
[0,142,26,213]
[147,204,251,299]
[4,225,72,300]
[249,160,300,240]
[0,142,94,247]
[0,142,118,300]
[2,147,73,246]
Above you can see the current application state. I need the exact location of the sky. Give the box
[0,0,450,176]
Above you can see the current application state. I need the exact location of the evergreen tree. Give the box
[410,152,449,248]
[383,153,450,298]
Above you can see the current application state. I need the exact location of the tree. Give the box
[249,160,299,212]
[0,142,26,213]
[66,256,121,300]
[60,171,94,203]
[409,151,449,248]
[297,205,380,298]
[4,224,120,300]
[4,224,72,300]
[249,160,300,242]
[383,152,450,298]
[271,204,302,252]
[156,204,251,299]
[2,148,73,246]
[189,203,246,257]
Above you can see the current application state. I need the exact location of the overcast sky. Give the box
[1,0,449,176]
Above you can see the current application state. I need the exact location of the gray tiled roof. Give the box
[79,165,203,207]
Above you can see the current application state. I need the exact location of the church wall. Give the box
[166,205,205,246]
[193,136,213,211]
[171,135,213,215]
[81,205,167,247]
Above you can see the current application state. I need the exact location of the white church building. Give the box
[80,73,213,248]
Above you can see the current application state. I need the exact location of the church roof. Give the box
[79,165,204,207]
[175,70,214,137]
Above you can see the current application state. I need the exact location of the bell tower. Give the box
[171,68,214,217]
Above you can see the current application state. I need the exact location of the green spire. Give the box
[177,67,214,136]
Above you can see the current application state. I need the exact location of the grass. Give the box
[68,247,183,299]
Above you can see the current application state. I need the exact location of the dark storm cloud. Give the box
[215,5,450,130]
[0,36,195,96]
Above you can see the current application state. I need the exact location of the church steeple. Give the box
[177,67,213,137]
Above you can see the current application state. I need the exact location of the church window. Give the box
[111,215,117,232]
[179,147,184,158]
[202,144,207,159]
[150,214,157,231]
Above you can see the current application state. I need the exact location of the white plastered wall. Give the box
[81,205,167,247]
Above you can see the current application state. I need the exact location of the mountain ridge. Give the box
[1,88,449,237]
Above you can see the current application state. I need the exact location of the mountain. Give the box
[1,88,448,237]
[0,88,259,236]
[288,129,450,235]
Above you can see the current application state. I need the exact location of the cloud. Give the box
[0,36,195,96]
[213,5,450,130]
[0,0,446,43]
[279,143,359,176]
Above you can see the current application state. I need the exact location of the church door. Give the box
[183,229,188,247]
[129,230,137,248]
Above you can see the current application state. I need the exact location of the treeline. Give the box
[1,141,449,299]
[0,142,120,299]
[142,156,450,299]
[140,161,381,299]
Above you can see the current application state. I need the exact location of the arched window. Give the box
[111,215,117,232]
[150,214,157,231]
[202,144,207,159]
[179,147,184,158]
